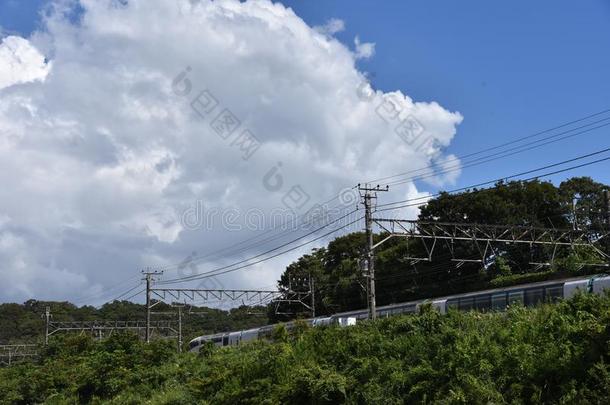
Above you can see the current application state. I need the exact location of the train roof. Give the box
[190,273,609,343]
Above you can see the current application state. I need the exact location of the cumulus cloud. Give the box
[0,0,462,304]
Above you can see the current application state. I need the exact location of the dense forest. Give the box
[1,177,609,344]
[1,292,609,403]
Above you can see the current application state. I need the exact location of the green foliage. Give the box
[490,255,512,277]
[489,270,555,288]
[0,301,270,346]
[272,324,289,343]
[2,294,610,403]
[553,246,602,274]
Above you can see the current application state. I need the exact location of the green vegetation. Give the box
[2,293,610,404]
[0,300,268,345]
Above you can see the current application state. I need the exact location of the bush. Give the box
[2,294,610,403]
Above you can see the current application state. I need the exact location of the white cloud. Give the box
[314,18,345,36]
[0,0,463,304]
[0,35,51,89]
[354,36,375,59]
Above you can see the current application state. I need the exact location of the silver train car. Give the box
[188,274,610,352]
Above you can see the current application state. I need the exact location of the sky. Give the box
[280,0,610,186]
[0,0,609,306]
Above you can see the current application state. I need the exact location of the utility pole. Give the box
[359,184,388,320]
[143,269,163,343]
[44,306,50,346]
[309,274,316,318]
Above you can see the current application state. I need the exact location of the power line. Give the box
[158,209,359,283]
[73,273,142,306]
[367,109,610,184]
[449,108,610,161]
[377,147,610,210]
[385,121,610,187]
[123,288,145,302]
[109,282,144,302]
[161,214,364,284]
[377,156,610,214]
[160,211,362,284]
[158,202,355,274]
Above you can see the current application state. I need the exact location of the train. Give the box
[188,274,610,352]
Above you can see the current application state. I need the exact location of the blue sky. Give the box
[0,0,46,35]
[2,0,609,191]
[279,0,610,188]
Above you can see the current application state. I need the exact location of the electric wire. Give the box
[73,273,142,306]
[122,288,146,302]
[160,215,364,284]
[366,108,610,184]
[385,121,610,187]
[109,282,144,302]
[159,209,359,283]
[377,147,610,210]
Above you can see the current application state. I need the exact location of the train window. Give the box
[189,340,199,349]
[524,288,544,307]
[508,291,524,306]
[545,285,563,302]
[259,326,276,339]
[446,299,458,311]
[211,337,222,344]
[222,336,229,346]
[491,293,507,311]
[458,297,474,311]
[475,295,491,311]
